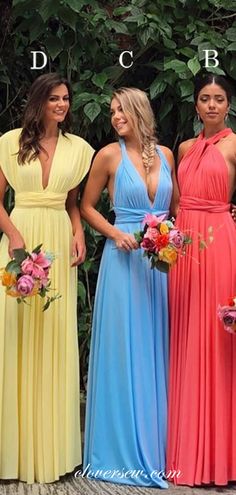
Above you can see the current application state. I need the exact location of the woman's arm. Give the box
[66,185,87,266]
[161,146,179,218]
[80,146,138,251]
[0,168,25,258]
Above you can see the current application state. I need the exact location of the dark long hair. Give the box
[18,73,73,164]
[194,72,232,104]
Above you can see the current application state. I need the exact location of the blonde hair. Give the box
[111,87,158,173]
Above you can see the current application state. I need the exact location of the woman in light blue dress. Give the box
[81,87,179,487]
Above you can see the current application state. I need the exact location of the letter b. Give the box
[203,49,219,68]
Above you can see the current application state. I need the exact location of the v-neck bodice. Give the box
[37,131,61,191]
[113,139,172,223]
[0,128,94,202]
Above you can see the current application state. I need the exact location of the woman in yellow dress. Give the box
[0,73,94,483]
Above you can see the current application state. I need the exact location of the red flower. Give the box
[141,237,156,253]
[155,233,169,251]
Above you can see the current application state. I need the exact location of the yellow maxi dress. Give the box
[0,128,94,483]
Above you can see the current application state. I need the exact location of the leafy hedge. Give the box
[0,0,235,388]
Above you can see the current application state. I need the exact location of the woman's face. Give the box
[43,84,70,125]
[196,83,229,126]
[110,97,133,137]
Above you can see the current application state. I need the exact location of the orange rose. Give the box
[6,288,20,297]
[1,270,17,287]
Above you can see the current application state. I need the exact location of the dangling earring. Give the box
[224,113,228,122]
[197,113,200,121]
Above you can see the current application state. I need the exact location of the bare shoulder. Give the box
[96,142,120,160]
[178,138,197,162]
[226,132,236,161]
[225,131,236,145]
[158,145,175,169]
[179,138,197,154]
[90,142,121,174]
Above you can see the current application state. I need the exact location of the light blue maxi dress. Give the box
[83,139,173,487]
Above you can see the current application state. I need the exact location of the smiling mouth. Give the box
[116,122,127,129]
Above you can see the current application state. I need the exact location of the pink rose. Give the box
[169,230,185,249]
[17,275,35,296]
[145,227,159,242]
[21,252,51,278]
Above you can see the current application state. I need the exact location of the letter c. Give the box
[119,51,133,68]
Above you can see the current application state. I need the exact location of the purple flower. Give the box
[169,230,185,249]
[17,275,35,296]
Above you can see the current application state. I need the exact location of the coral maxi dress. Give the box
[0,129,94,483]
[167,128,236,485]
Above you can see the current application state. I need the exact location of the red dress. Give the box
[167,128,236,485]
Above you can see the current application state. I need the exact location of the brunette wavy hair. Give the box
[18,73,73,164]
[111,87,158,172]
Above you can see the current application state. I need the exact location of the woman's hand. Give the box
[114,231,139,252]
[231,204,236,223]
[8,231,25,259]
[71,233,86,266]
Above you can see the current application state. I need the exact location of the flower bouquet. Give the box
[134,214,192,273]
[218,296,236,334]
[0,244,61,311]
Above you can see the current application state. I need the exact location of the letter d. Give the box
[30,51,48,70]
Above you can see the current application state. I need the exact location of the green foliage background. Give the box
[0,0,236,388]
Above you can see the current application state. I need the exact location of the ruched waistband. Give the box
[15,192,67,210]
[179,196,230,213]
[114,206,169,224]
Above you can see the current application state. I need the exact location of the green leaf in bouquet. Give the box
[5,259,21,274]
[39,287,47,298]
[43,293,62,312]
[13,248,28,264]
[153,260,169,273]
[134,231,143,243]
[32,244,43,254]
[42,298,51,312]
[184,236,193,245]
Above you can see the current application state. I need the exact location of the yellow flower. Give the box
[159,246,178,265]
[159,223,169,234]
[1,270,17,287]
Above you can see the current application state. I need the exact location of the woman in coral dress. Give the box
[167,73,236,485]
[0,73,94,483]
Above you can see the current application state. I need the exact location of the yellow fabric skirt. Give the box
[0,206,81,483]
